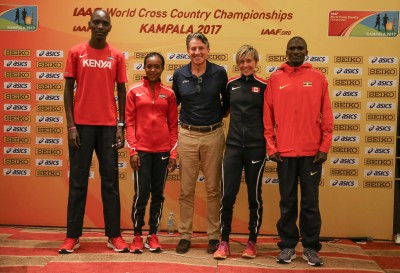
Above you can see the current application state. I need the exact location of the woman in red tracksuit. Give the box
[125,52,178,254]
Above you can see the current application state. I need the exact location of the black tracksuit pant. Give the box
[220,145,266,243]
[131,151,169,235]
[277,156,322,251]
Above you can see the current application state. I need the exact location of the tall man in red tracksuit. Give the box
[263,36,333,266]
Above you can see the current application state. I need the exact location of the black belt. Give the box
[180,122,223,133]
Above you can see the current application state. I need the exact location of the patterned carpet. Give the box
[0,226,399,272]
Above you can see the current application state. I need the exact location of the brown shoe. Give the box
[176,239,191,254]
[207,239,220,254]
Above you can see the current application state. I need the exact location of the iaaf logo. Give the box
[304,56,329,63]
[4,82,31,90]
[4,60,31,68]
[3,168,30,176]
[368,79,397,87]
[366,125,394,133]
[3,104,31,111]
[3,125,31,133]
[369,56,398,64]
[334,90,361,98]
[331,157,359,165]
[334,112,361,120]
[35,137,63,145]
[330,179,358,187]
[364,169,393,177]
[365,147,393,155]
[266,66,280,73]
[118,162,127,168]
[166,75,173,83]
[3,147,31,155]
[36,159,63,167]
[36,50,64,58]
[367,102,396,110]
[36,116,63,123]
[134,63,144,70]
[265,177,279,184]
[36,94,63,101]
[167,53,190,60]
[36,72,63,79]
[334,67,362,75]
[333,135,360,143]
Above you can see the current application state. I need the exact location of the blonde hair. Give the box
[235,45,259,65]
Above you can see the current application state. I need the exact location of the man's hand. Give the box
[313,151,327,164]
[114,127,125,149]
[168,158,177,173]
[130,155,140,171]
[68,128,80,150]
[269,152,283,163]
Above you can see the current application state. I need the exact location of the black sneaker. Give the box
[276,248,296,263]
[207,239,219,254]
[302,248,323,266]
[176,239,191,254]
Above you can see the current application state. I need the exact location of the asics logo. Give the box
[310,171,318,176]
[232,86,241,90]
[161,156,169,160]
[252,160,262,164]
[279,84,289,89]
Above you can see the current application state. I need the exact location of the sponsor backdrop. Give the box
[1,0,399,240]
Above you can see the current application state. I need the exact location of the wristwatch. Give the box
[117,122,125,128]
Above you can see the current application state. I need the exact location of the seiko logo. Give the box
[330,179,358,187]
[368,68,397,75]
[133,74,145,81]
[363,181,392,189]
[35,148,63,155]
[3,147,30,155]
[334,90,361,98]
[334,113,360,120]
[333,135,359,143]
[167,174,180,180]
[367,114,396,121]
[304,56,328,63]
[118,172,127,180]
[266,66,280,73]
[330,157,358,165]
[4,104,31,111]
[367,102,395,110]
[266,55,286,62]
[36,105,63,112]
[365,147,393,155]
[265,177,279,184]
[4,115,31,122]
[334,67,362,75]
[314,67,328,74]
[36,94,62,101]
[233,65,260,73]
[365,136,394,144]
[36,116,63,123]
[3,126,31,134]
[331,146,359,154]
[36,83,63,90]
[3,136,31,143]
[4,60,31,68]
[36,61,64,68]
[36,50,64,58]
[4,82,31,90]
[36,127,63,134]
[364,158,393,166]
[36,137,63,145]
[334,56,363,64]
[364,170,392,177]
[4,93,30,100]
[3,158,30,165]
[330,168,358,176]
[36,72,63,79]
[208,54,228,61]
[334,124,360,132]
[35,170,62,177]
[4,71,31,79]
[166,64,185,71]
[4,50,31,56]
[83,59,111,69]
[333,79,362,86]
[36,159,63,166]
[118,151,127,158]
[3,168,30,176]
[367,91,396,99]
[368,80,397,87]
[134,52,155,59]
[369,56,398,64]
[264,166,277,173]
[332,101,361,109]
[167,53,190,60]
[366,125,394,133]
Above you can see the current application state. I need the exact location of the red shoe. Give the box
[58,238,80,254]
[242,240,257,258]
[145,234,162,252]
[107,236,129,252]
[130,234,144,253]
[213,241,229,259]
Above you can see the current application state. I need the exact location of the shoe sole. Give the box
[58,243,80,254]
[276,254,296,263]
[213,254,227,259]
[145,243,161,252]
[130,248,143,254]
[242,253,256,258]
[302,254,323,266]
[107,242,129,253]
